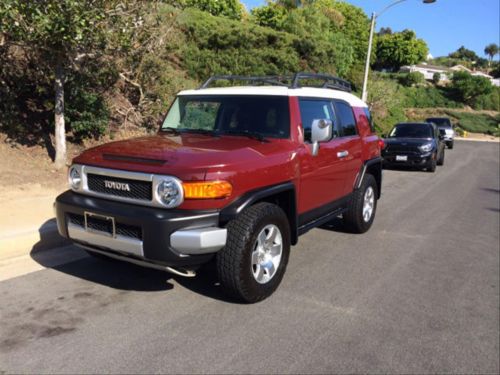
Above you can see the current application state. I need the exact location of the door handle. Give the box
[337,150,349,158]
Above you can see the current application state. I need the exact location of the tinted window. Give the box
[335,101,357,136]
[389,123,433,138]
[364,107,375,133]
[298,99,337,142]
[162,95,290,138]
[426,118,452,128]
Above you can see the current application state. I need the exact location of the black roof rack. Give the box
[198,72,352,93]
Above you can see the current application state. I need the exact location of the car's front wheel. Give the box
[426,157,437,172]
[216,203,290,303]
[437,149,445,166]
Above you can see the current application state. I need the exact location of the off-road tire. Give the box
[343,174,378,234]
[437,149,445,166]
[216,203,290,303]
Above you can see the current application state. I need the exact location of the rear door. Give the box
[333,100,363,195]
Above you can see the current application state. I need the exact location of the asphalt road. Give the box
[1,140,499,374]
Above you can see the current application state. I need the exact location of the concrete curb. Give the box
[0,219,71,262]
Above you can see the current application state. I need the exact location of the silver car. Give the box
[426,117,455,149]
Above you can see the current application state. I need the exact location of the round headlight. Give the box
[68,167,81,190]
[156,178,183,208]
[419,143,433,152]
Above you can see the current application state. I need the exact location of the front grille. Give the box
[386,145,420,154]
[87,174,152,201]
[67,213,143,240]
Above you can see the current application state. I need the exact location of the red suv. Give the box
[55,73,382,303]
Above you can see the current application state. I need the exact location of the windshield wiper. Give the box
[180,128,219,137]
[221,130,269,142]
[161,127,181,135]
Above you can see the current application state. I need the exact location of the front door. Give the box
[297,98,349,224]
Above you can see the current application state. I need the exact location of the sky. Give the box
[242,0,500,59]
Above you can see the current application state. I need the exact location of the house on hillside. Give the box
[399,63,451,82]
[399,63,499,86]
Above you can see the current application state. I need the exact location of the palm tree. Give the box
[484,43,499,67]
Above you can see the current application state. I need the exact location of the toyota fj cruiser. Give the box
[55,73,383,303]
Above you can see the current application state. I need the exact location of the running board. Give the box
[297,207,347,236]
[78,245,196,277]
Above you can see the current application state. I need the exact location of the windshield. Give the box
[389,123,433,138]
[426,118,452,128]
[161,95,290,139]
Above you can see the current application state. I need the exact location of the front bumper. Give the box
[55,190,226,268]
[382,152,433,167]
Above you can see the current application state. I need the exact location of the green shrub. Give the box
[65,89,109,141]
[444,110,500,136]
[402,86,461,108]
[450,71,493,105]
[399,71,425,87]
[432,72,441,85]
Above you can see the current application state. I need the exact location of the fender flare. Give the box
[219,182,298,245]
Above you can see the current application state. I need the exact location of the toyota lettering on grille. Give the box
[104,180,131,192]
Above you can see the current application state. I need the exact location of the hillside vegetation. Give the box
[0,0,498,163]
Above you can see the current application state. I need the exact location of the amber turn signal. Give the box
[182,181,232,199]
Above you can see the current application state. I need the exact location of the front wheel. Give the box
[343,174,378,234]
[216,203,291,303]
[437,149,445,166]
[448,141,454,149]
[426,158,437,172]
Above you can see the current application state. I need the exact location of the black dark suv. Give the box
[382,122,445,172]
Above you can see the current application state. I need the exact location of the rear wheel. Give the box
[216,203,290,303]
[343,174,378,234]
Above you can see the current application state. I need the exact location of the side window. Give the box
[335,101,357,137]
[364,107,375,133]
[298,99,338,142]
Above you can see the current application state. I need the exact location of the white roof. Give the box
[178,86,367,108]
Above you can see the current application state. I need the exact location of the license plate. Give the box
[396,155,408,161]
[84,211,116,237]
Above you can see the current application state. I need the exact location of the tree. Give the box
[378,27,392,36]
[252,2,288,29]
[0,0,108,168]
[450,71,493,105]
[484,43,499,66]
[432,72,441,85]
[182,0,245,20]
[374,30,428,70]
[399,71,425,87]
[449,46,478,62]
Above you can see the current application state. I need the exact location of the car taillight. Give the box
[378,138,385,150]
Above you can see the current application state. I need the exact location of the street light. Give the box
[361,0,437,102]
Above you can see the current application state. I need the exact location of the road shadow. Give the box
[482,188,500,194]
[319,217,353,234]
[29,221,238,301]
[31,218,71,253]
[383,165,427,173]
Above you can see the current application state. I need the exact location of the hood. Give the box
[73,133,292,180]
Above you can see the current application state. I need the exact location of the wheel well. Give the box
[365,162,382,199]
[254,189,298,245]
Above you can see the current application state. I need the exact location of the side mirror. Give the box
[311,119,332,156]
